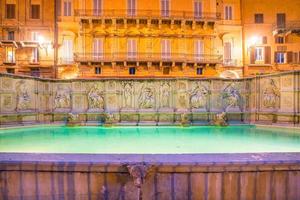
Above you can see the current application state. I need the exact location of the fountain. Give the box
[66,113,80,126]
[211,112,228,126]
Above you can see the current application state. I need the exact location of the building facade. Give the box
[242,0,300,76]
[0,0,299,78]
[56,0,243,79]
[0,0,55,78]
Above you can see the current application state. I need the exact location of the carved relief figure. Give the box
[189,83,210,109]
[122,82,133,108]
[54,85,71,109]
[222,83,243,112]
[16,80,31,111]
[263,79,280,109]
[160,82,171,108]
[139,85,155,109]
[88,84,104,110]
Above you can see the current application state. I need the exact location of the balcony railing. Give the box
[74,53,222,64]
[273,21,300,34]
[74,9,221,21]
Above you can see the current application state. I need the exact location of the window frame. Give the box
[30,4,41,19]
[6,4,16,19]
[224,5,233,20]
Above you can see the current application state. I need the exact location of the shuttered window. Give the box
[161,39,171,59]
[161,0,170,17]
[93,38,104,60]
[31,4,40,19]
[6,4,16,19]
[62,39,73,63]
[94,0,102,16]
[254,14,264,23]
[128,39,137,59]
[127,0,136,16]
[195,40,204,60]
[224,5,233,20]
[287,51,293,63]
[64,0,72,16]
[194,1,202,18]
[264,46,271,64]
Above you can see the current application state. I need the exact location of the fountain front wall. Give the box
[0,162,299,200]
[0,71,299,125]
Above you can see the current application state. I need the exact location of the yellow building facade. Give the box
[242,0,300,76]
[0,0,299,78]
[56,0,243,78]
[0,0,55,78]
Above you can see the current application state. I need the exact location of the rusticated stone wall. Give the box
[0,71,300,126]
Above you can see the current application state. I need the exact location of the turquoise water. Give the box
[0,125,300,154]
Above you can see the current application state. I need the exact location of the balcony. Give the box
[74,53,222,64]
[273,21,300,35]
[74,9,221,21]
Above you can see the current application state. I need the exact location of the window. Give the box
[161,39,171,59]
[161,0,170,17]
[275,36,284,44]
[30,68,40,77]
[255,47,264,61]
[277,13,286,29]
[6,68,15,74]
[62,39,73,63]
[31,5,40,19]
[127,0,136,16]
[95,67,101,74]
[7,31,14,40]
[195,40,204,60]
[6,4,16,19]
[93,0,102,16]
[31,48,39,63]
[254,14,264,24]
[128,39,137,59]
[224,5,233,20]
[197,68,203,75]
[275,52,285,64]
[93,38,104,60]
[163,67,170,75]
[129,67,136,75]
[5,47,15,63]
[194,1,202,18]
[64,0,72,16]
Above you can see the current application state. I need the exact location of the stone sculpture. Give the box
[190,83,210,109]
[139,86,155,109]
[122,82,133,109]
[263,79,280,109]
[66,113,79,126]
[104,112,115,126]
[16,80,31,111]
[160,82,171,108]
[54,85,71,109]
[222,83,243,112]
[88,84,104,110]
[211,112,228,126]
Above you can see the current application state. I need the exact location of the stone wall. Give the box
[1,160,299,200]
[0,71,299,126]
